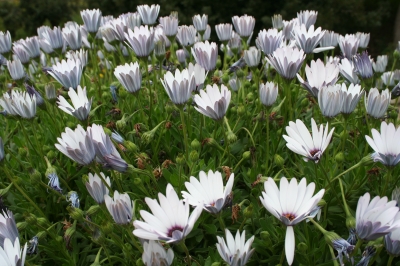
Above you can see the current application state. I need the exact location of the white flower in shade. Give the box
[340,83,364,114]
[272,14,284,30]
[188,63,206,91]
[339,34,359,60]
[49,58,82,90]
[229,74,241,91]
[176,49,187,65]
[292,24,325,54]
[355,192,400,241]
[215,23,232,42]
[296,59,339,97]
[381,71,396,86]
[88,124,128,172]
[243,46,261,67]
[0,31,12,54]
[260,177,325,265]
[81,9,102,33]
[297,10,318,30]
[176,25,197,47]
[372,55,388,73]
[0,238,27,266]
[283,118,334,163]
[318,85,343,118]
[216,229,255,266]
[232,14,255,38]
[7,58,25,81]
[194,84,231,121]
[191,41,218,71]
[356,32,370,49]
[0,210,19,248]
[12,44,30,64]
[202,25,211,41]
[62,22,82,50]
[161,69,196,105]
[182,170,234,214]
[353,51,373,79]
[38,26,64,51]
[266,46,306,80]
[192,14,208,33]
[55,124,96,165]
[20,36,41,59]
[159,16,178,37]
[319,30,340,47]
[228,31,242,53]
[102,18,125,42]
[66,49,88,68]
[114,62,142,94]
[120,12,141,31]
[365,88,390,119]
[385,227,400,256]
[282,18,298,41]
[85,172,111,204]
[259,82,278,107]
[137,4,160,25]
[142,240,174,266]
[125,25,155,58]
[339,58,360,84]
[0,90,36,119]
[255,28,283,56]
[57,86,92,121]
[365,121,400,166]
[133,184,203,244]
[105,191,134,224]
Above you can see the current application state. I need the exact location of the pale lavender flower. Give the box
[365,88,390,119]
[382,71,397,86]
[318,84,343,118]
[216,229,255,266]
[37,26,64,51]
[137,4,160,25]
[142,241,174,266]
[297,10,318,30]
[202,25,211,41]
[243,46,261,67]
[339,58,360,84]
[356,32,370,49]
[0,238,27,266]
[81,9,102,33]
[7,58,25,81]
[228,31,242,54]
[125,25,155,57]
[332,238,355,266]
[0,90,36,119]
[215,23,232,42]
[48,58,82,90]
[25,84,44,106]
[0,31,12,54]
[320,30,340,47]
[57,86,92,121]
[255,28,283,56]
[176,49,187,66]
[62,22,82,50]
[191,41,218,71]
[259,82,278,107]
[159,16,178,37]
[86,172,111,204]
[232,14,255,38]
[372,55,388,73]
[114,62,142,93]
[340,83,364,115]
[353,51,373,79]
[188,63,206,91]
[194,84,231,121]
[0,210,19,247]
[192,14,208,33]
[47,173,62,193]
[292,24,325,54]
[176,25,197,47]
[385,227,400,256]
[66,191,80,208]
[12,44,30,64]
[282,18,298,41]
[266,46,305,80]
[66,49,88,68]
[105,191,134,224]
[121,12,141,31]
[339,34,359,60]
[20,36,41,59]
[161,68,195,105]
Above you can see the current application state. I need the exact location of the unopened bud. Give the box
[29,168,42,184]
[216,58,222,69]
[211,263,221,266]
[26,214,37,225]
[134,178,142,185]
[86,205,101,216]
[37,217,49,227]
[67,206,84,221]
[191,139,201,151]
[274,154,284,167]
[236,69,244,78]
[297,242,308,252]
[18,147,27,157]
[243,204,253,218]
[222,74,229,84]
[124,141,138,152]
[237,105,246,116]
[227,130,237,144]
[46,150,56,160]
[335,152,344,163]
[103,127,112,136]
[17,222,28,230]
[242,151,251,160]
[346,215,356,230]
[360,154,374,166]
[176,154,185,165]
[394,50,400,60]
[246,92,254,101]
[116,120,126,131]
[136,258,145,266]
[36,231,47,240]
[260,231,270,241]
[189,150,199,162]
[101,222,114,235]
[301,98,309,107]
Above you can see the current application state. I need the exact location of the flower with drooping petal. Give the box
[365,121,400,166]
[182,170,234,214]
[297,59,339,97]
[372,55,388,73]
[81,9,102,33]
[232,15,255,38]
[25,84,44,106]
[137,4,160,25]
[0,210,19,248]
[318,84,343,118]
[86,172,110,204]
[88,124,128,172]
[216,229,255,266]
[339,34,359,60]
[320,30,340,47]
[0,90,36,119]
[385,227,400,256]
[355,192,400,241]
[188,63,206,91]
[194,84,231,121]
[0,237,27,266]
[260,177,325,265]
[62,22,82,50]
[105,191,134,224]
[57,86,92,121]
[114,62,142,94]
[339,58,360,84]
[365,88,390,119]
[283,118,335,163]
[192,14,208,33]
[133,183,203,244]
[7,58,25,81]
[55,124,96,165]
[125,25,155,58]
[215,23,232,42]
[259,82,278,107]
[191,41,218,71]
[159,16,178,37]
[0,31,12,54]
[142,240,174,266]
[297,10,318,30]
[340,83,364,115]
[255,28,283,56]
[176,25,197,47]
[49,58,82,90]
[292,24,325,54]
[243,47,261,67]
[356,32,370,49]
[161,68,195,105]
[267,46,305,80]
[353,51,373,79]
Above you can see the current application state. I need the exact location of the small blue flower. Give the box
[67,191,80,208]
[110,85,118,103]
[47,173,62,193]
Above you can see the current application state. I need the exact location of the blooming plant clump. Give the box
[1,4,400,266]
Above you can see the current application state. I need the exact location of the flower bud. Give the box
[360,154,374,166]
[26,214,37,225]
[86,205,101,216]
[66,121,76,128]
[297,242,308,252]
[274,154,284,167]
[18,147,27,157]
[17,222,28,230]
[394,50,400,60]
[211,263,221,266]
[67,206,84,221]
[29,168,42,184]
[135,258,145,266]
[243,204,253,218]
[237,105,246,116]
[216,58,222,69]
[124,141,138,153]
[189,150,199,162]
[116,119,126,131]
[36,231,47,240]
[244,81,251,89]
[191,139,201,151]
[301,98,309,108]
[346,215,356,230]
[242,151,251,160]
[389,110,398,120]
[37,217,49,227]
[134,178,142,185]
[335,152,344,163]
[246,92,254,101]
[44,156,57,178]
[176,154,185,165]
[55,236,63,242]
[103,127,112,136]
[222,74,229,84]
[46,150,56,161]
[260,231,270,241]
[101,222,114,235]
[227,130,237,144]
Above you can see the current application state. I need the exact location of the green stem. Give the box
[265,109,270,174]
[352,239,363,257]
[144,60,153,128]
[325,161,363,190]
[217,213,226,232]
[179,107,190,166]
[382,168,393,196]
[90,166,113,193]
[388,255,394,266]
[338,179,352,217]
[179,241,191,265]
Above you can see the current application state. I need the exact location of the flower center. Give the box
[309,149,320,157]
[283,213,296,221]
[167,225,184,237]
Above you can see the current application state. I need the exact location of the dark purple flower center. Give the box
[283,213,296,221]
[309,149,320,157]
[167,225,184,237]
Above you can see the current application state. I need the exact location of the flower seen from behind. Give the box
[193,84,231,121]
[105,191,134,224]
[216,229,255,266]
[57,86,92,121]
